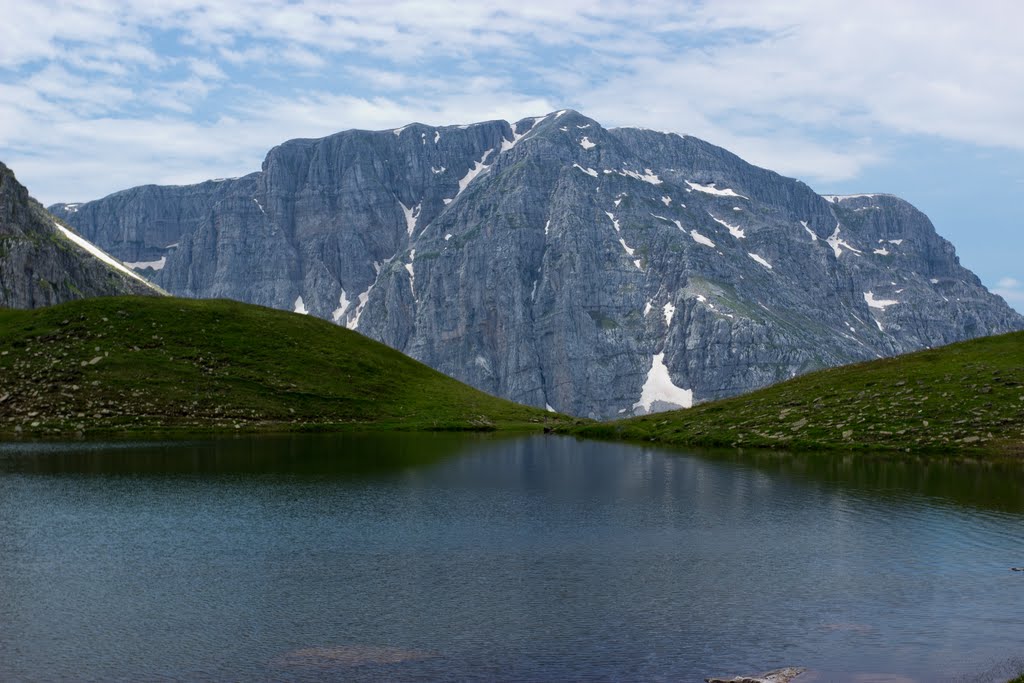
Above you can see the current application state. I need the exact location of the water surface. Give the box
[1,433,1022,682]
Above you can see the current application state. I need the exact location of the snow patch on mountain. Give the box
[823,194,883,202]
[691,230,715,248]
[124,256,166,271]
[615,168,662,185]
[346,285,374,330]
[405,249,417,298]
[501,121,530,151]
[400,202,420,236]
[709,213,745,239]
[458,149,494,194]
[686,181,748,199]
[633,352,693,414]
[605,211,621,232]
[332,289,350,323]
[864,291,899,309]
[53,221,157,289]
[827,225,863,258]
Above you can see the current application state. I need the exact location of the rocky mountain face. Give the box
[0,161,160,309]
[50,111,1024,418]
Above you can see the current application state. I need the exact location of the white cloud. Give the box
[3,0,1024,204]
[993,277,1024,313]
[2,89,556,204]
[281,47,327,70]
[189,59,227,81]
[25,65,135,115]
[218,45,269,65]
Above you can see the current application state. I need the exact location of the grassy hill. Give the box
[3,295,1022,452]
[568,331,1024,455]
[0,297,567,437]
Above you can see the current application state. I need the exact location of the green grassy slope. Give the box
[569,331,1024,455]
[0,297,567,437]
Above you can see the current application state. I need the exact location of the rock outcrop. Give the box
[1,161,160,309]
[50,111,1024,418]
[706,667,806,683]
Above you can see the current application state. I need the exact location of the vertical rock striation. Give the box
[50,111,1023,418]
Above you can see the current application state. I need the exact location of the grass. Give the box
[0,296,572,438]
[3,295,1022,454]
[566,331,1024,455]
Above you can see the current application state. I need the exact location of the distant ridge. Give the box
[50,110,1023,418]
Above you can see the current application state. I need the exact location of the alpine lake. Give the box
[1,433,1022,682]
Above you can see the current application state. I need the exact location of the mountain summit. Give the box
[50,110,1023,418]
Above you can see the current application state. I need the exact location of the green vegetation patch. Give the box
[0,297,569,438]
[587,310,619,330]
[568,331,1024,456]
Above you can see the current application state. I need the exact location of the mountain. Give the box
[49,110,1024,419]
[0,296,561,437]
[568,329,1024,455]
[0,161,161,308]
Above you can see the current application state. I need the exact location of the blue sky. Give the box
[1,0,1022,311]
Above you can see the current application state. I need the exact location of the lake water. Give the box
[1,433,1022,682]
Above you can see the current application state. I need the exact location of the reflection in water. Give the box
[0,431,488,477]
[3,434,1022,516]
[0,434,1022,682]
[691,447,1024,515]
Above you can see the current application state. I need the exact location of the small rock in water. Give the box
[706,666,806,683]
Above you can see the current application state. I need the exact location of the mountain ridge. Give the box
[0,161,161,309]
[49,110,1024,418]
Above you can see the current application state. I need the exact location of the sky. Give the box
[1,0,1022,312]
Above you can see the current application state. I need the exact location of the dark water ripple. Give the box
[0,433,1022,682]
